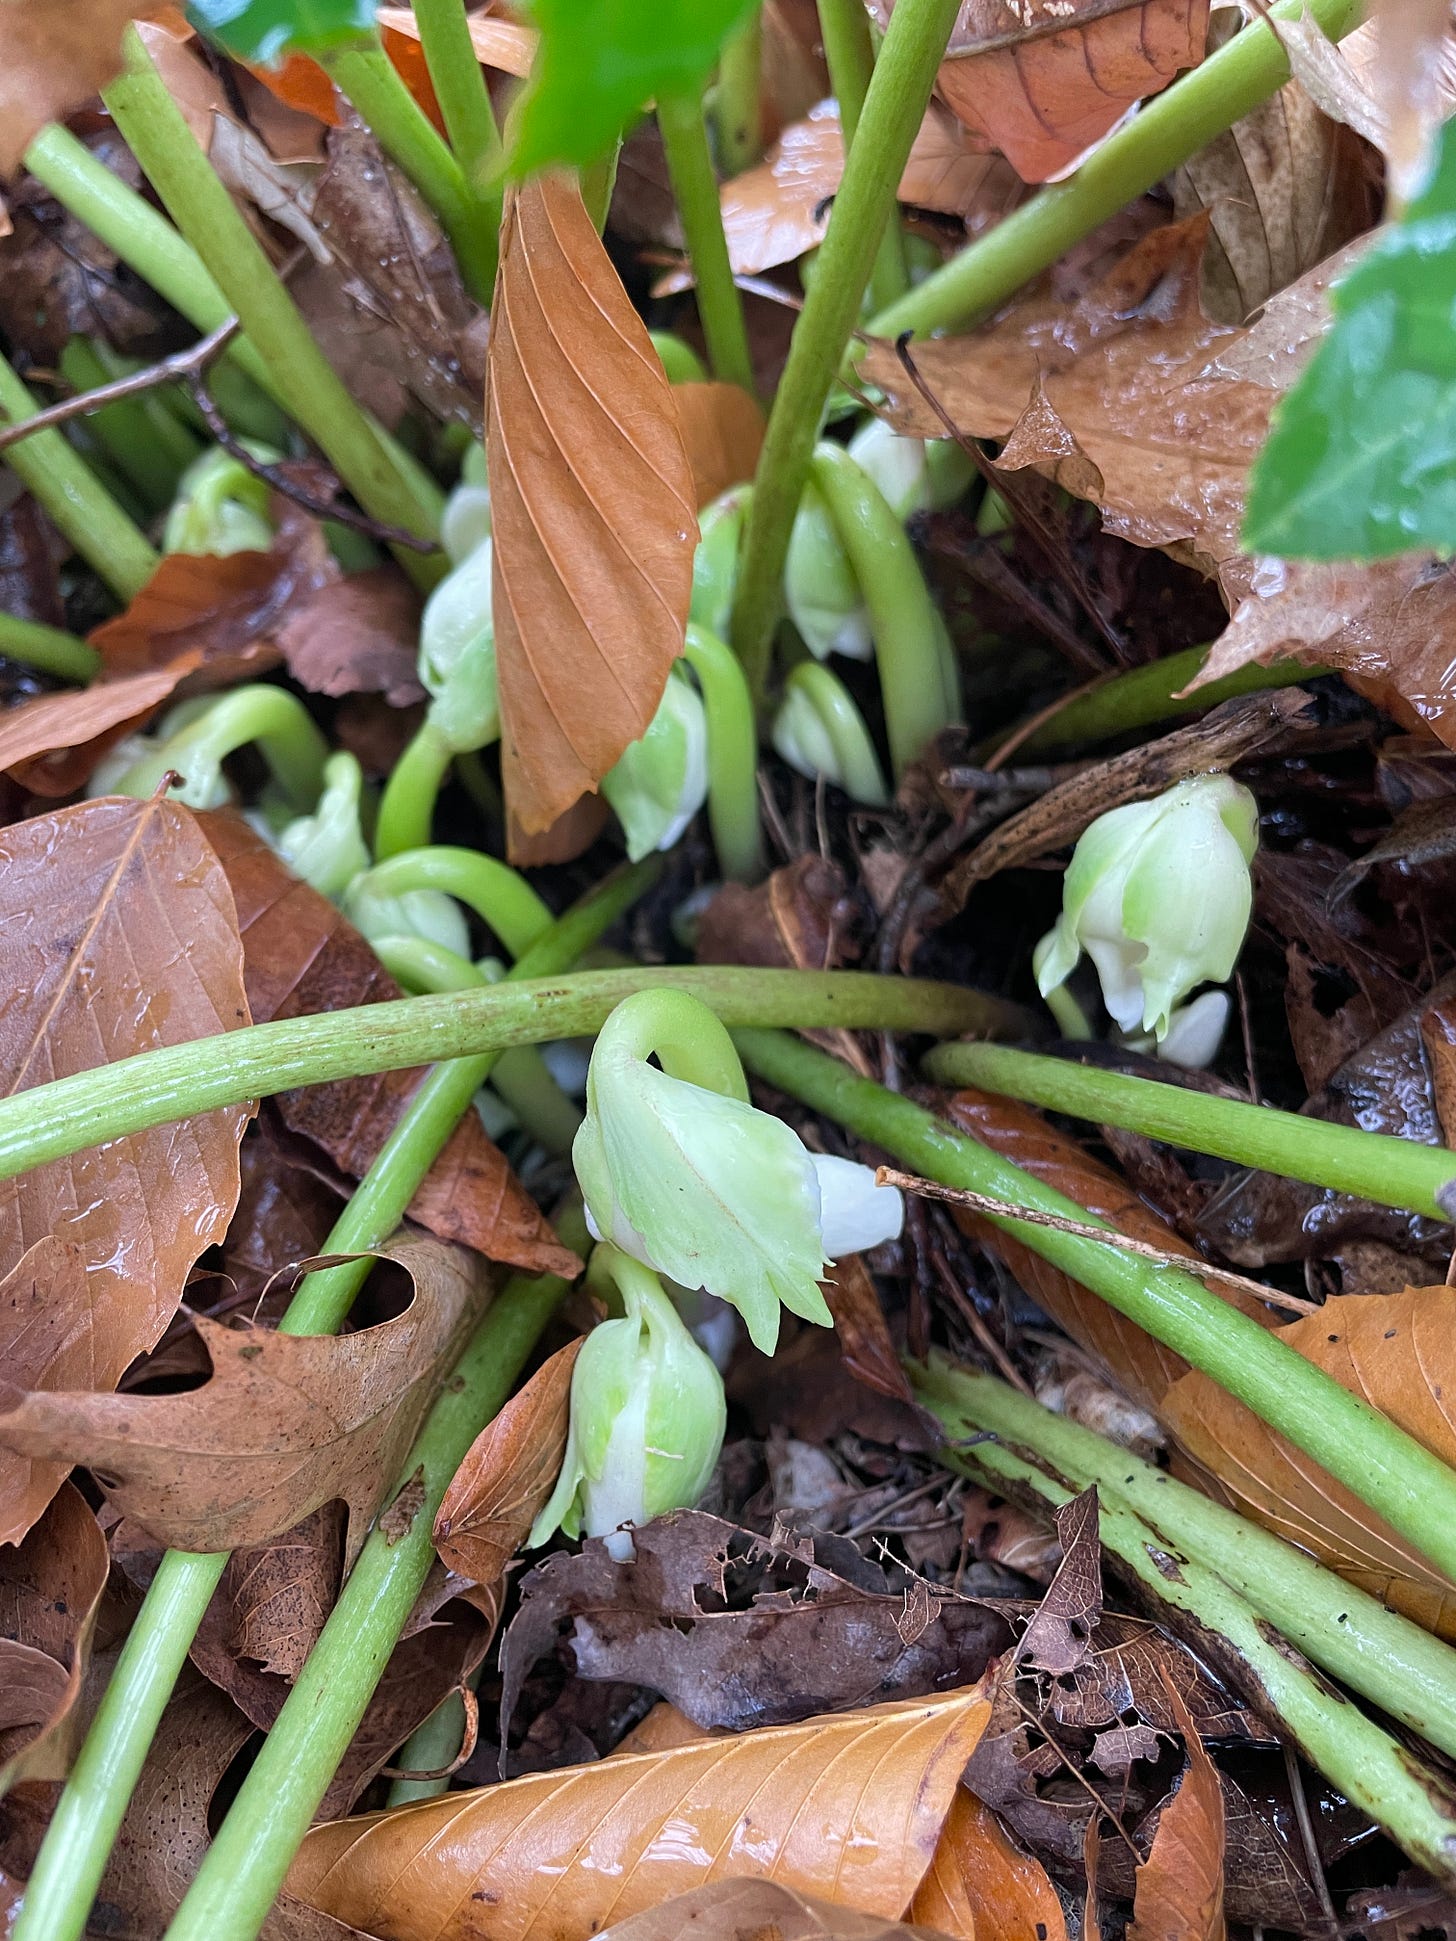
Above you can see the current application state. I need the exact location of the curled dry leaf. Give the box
[434,1336,583,1587]
[0,1482,107,1787]
[1128,1675,1226,1941]
[0,653,202,796]
[1015,1486,1102,1677]
[0,1232,485,1558]
[598,1880,959,1941]
[672,381,765,509]
[908,1785,1069,1941]
[489,173,697,836]
[285,1684,993,1941]
[0,795,248,1543]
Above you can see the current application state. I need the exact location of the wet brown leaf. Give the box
[1128,1675,1226,1941]
[823,1254,923,1410]
[0,2,157,175]
[0,796,248,1542]
[489,172,697,836]
[434,1337,583,1588]
[0,654,202,795]
[0,1232,485,1558]
[1015,1486,1101,1677]
[601,1881,956,1941]
[222,1115,346,1314]
[672,381,765,509]
[286,1684,994,1941]
[0,1483,107,1786]
[200,1503,345,1683]
[199,812,577,1278]
[908,1784,1069,1941]
[275,569,426,707]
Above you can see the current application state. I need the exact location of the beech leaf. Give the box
[672,381,765,510]
[0,1482,107,1788]
[285,1684,993,1941]
[908,1785,1069,1941]
[0,795,249,1543]
[1128,1675,1226,1941]
[0,2,154,176]
[0,1232,486,1558]
[0,656,203,796]
[487,173,697,837]
[599,1881,959,1941]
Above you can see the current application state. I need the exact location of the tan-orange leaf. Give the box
[377,4,537,77]
[286,1685,993,1941]
[434,1336,583,1587]
[1128,1674,1226,1941]
[602,1881,958,1941]
[672,381,765,509]
[0,2,157,174]
[909,1785,1068,1941]
[1161,1284,1456,1640]
[0,1482,107,1787]
[0,1233,484,1559]
[0,655,202,795]
[488,172,697,836]
[0,796,248,1543]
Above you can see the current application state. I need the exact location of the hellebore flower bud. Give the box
[573,989,903,1353]
[771,661,889,809]
[690,488,747,641]
[1036,774,1259,1043]
[600,665,709,861]
[531,1244,727,1561]
[441,441,491,567]
[164,445,275,558]
[343,871,471,961]
[418,538,499,753]
[274,751,371,900]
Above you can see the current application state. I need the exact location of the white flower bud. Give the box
[275,751,371,900]
[164,444,274,559]
[600,666,709,861]
[419,538,498,753]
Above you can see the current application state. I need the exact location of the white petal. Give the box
[813,1154,904,1258]
[1156,989,1230,1069]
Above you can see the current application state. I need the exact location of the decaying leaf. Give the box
[0,1,155,176]
[0,654,203,795]
[599,1880,958,1941]
[908,1785,1069,1941]
[275,569,425,707]
[0,1232,486,1558]
[1015,1486,1102,1677]
[285,1684,993,1941]
[488,172,697,837]
[197,1503,345,1684]
[1128,1676,1226,1941]
[0,796,248,1543]
[0,1482,107,1786]
[672,382,765,509]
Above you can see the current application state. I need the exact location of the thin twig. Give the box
[1281,1742,1341,1941]
[877,1168,1323,1317]
[0,313,242,451]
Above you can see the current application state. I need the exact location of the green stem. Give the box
[103,30,445,590]
[0,353,158,602]
[809,440,958,776]
[8,873,648,1941]
[866,0,1366,340]
[731,1027,1456,1586]
[730,0,962,697]
[323,41,498,302]
[346,847,553,960]
[165,1244,582,1941]
[682,624,763,881]
[915,1355,1456,1763]
[0,971,1020,1185]
[375,719,457,858]
[921,1370,1456,1887]
[714,7,763,173]
[779,660,889,808]
[384,1672,478,1807]
[409,0,502,187]
[59,337,200,512]
[816,0,908,309]
[114,685,330,814]
[656,89,754,392]
[922,1041,1456,1222]
[598,987,751,1102]
[0,613,99,683]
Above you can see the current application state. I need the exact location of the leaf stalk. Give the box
[656,89,755,391]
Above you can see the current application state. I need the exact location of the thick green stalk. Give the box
[103,29,443,589]
[683,624,763,881]
[375,720,458,858]
[714,8,763,173]
[922,1041,1456,1221]
[1006,649,1326,756]
[816,0,908,309]
[926,1383,1456,1886]
[867,0,1366,340]
[0,613,99,683]
[166,1250,580,1941]
[915,1356,1456,1761]
[730,0,963,696]
[731,1027,1456,1584]
[8,873,647,1941]
[59,337,199,511]
[409,0,502,187]
[657,90,755,392]
[0,353,158,601]
[323,41,498,301]
[348,847,553,959]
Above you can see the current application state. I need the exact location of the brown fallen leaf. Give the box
[0,2,157,176]
[0,1232,485,1558]
[1015,1486,1102,1677]
[908,1784,1069,1941]
[672,381,765,509]
[1128,1674,1226,1941]
[488,172,697,835]
[0,796,248,1542]
[612,1701,716,1756]
[222,1114,346,1315]
[0,1482,107,1787]
[198,1502,345,1684]
[199,811,576,1279]
[275,568,426,707]
[601,1880,958,1941]
[434,1337,582,1590]
[0,653,202,795]
[377,5,537,77]
[286,1684,993,1941]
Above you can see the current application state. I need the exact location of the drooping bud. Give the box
[690,488,747,641]
[600,666,708,861]
[418,538,499,753]
[163,445,275,558]
[343,869,471,960]
[771,662,889,808]
[274,751,371,900]
[440,441,491,567]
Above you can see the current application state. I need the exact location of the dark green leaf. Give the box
[1244,117,1456,560]
[509,0,761,178]
[187,0,376,64]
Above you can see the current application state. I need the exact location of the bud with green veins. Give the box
[163,444,275,558]
[601,666,708,861]
[573,989,904,1354]
[530,1243,727,1560]
[274,751,371,900]
[1036,774,1259,1044]
[418,537,498,753]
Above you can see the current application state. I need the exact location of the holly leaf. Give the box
[187,0,377,65]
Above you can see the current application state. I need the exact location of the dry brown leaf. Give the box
[612,1702,717,1757]
[1161,1284,1456,1639]
[0,1232,484,1558]
[198,1502,345,1683]
[506,793,613,869]
[1128,1675,1226,1941]
[672,381,765,509]
[489,173,697,835]
[434,1337,583,1587]
[0,654,202,795]
[908,1785,1069,1941]
[0,1482,107,1786]
[1360,0,1456,201]
[601,1881,957,1941]
[377,5,536,77]
[0,2,157,176]
[0,796,248,1542]
[286,1684,993,1940]
[275,569,425,707]
[199,811,577,1278]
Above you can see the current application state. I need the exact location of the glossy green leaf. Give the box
[1245,117,1456,560]
[187,0,376,64]
[509,0,761,178]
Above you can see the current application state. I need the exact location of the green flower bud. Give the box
[418,538,499,753]
[771,662,889,808]
[600,666,708,861]
[163,444,275,558]
[785,478,871,662]
[845,417,972,520]
[275,751,371,900]
[1036,774,1259,1043]
[690,488,747,641]
[441,443,491,567]
[530,1244,727,1560]
[343,872,470,960]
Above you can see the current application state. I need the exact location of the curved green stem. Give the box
[779,660,889,808]
[731,1027,1456,1588]
[922,1040,1456,1222]
[915,1355,1456,1763]
[809,441,958,776]
[0,353,158,601]
[867,0,1366,341]
[114,685,330,813]
[656,89,754,392]
[816,0,907,309]
[0,970,1021,1186]
[409,0,501,188]
[348,846,552,960]
[0,613,100,683]
[594,986,751,1102]
[714,7,763,174]
[323,41,498,302]
[8,871,649,1941]
[682,624,763,881]
[375,719,457,858]
[729,0,962,696]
